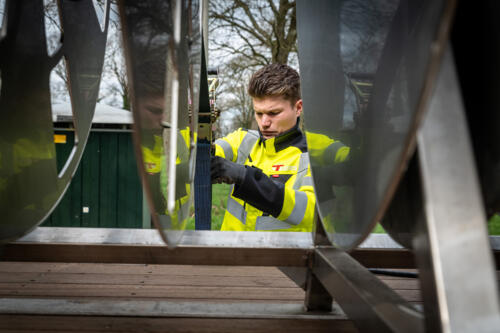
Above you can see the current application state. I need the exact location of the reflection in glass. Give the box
[43,0,62,57]
[297,0,449,248]
[92,0,108,32]
[0,0,5,37]
[119,0,202,247]
[0,0,108,242]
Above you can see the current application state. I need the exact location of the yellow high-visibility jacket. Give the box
[306,132,350,167]
[215,123,316,231]
[141,129,192,230]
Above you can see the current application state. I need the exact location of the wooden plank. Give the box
[0,277,419,302]
[0,272,297,288]
[2,243,428,268]
[0,283,305,301]
[0,297,304,304]
[2,244,432,268]
[0,315,358,333]
[2,244,311,267]
[0,263,288,277]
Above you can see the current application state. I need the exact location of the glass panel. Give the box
[57,0,109,180]
[49,56,70,174]
[0,0,6,38]
[0,1,108,242]
[119,0,203,247]
[92,0,108,32]
[43,0,62,56]
[297,0,450,249]
[451,1,500,219]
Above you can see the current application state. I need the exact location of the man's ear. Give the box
[295,99,303,116]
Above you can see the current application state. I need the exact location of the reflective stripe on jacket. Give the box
[214,125,316,232]
[306,132,350,166]
[142,129,192,230]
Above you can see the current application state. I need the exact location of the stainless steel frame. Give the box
[0,298,346,320]
[296,0,455,251]
[414,49,500,332]
[0,0,109,242]
[313,247,424,332]
[2,226,499,331]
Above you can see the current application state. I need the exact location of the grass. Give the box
[372,223,386,233]
[186,184,231,230]
[488,213,500,235]
[372,214,500,235]
[210,184,232,230]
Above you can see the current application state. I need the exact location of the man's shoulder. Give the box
[305,131,337,150]
[236,127,259,136]
[218,128,259,141]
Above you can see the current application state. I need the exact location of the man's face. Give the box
[139,95,164,130]
[253,96,303,139]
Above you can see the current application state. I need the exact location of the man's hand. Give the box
[211,156,247,184]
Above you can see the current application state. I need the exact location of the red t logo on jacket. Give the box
[272,164,284,171]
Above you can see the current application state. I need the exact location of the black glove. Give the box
[211,156,247,184]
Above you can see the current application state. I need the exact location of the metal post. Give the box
[313,248,424,332]
[141,191,151,229]
[304,212,333,312]
[415,48,500,332]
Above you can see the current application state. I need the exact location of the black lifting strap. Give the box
[194,139,212,230]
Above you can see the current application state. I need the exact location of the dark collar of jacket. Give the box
[257,118,307,153]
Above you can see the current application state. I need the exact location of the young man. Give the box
[211,63,316,231]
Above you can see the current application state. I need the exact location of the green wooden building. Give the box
[42,103,146,229]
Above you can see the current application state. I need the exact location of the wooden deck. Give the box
[0,261,423,332]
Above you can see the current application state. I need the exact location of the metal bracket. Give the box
[313,248,424,332]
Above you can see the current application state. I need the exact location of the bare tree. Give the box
[99,19,130,110]
[209,0,297,132]
[42,0,70,103]
[219,63,254,127]
[210,0,297,67]
[213,54,257,133]
[43,0,128,109]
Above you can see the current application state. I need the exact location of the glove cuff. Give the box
[234,164,248,184]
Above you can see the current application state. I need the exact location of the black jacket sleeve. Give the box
[232,166,284,217]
